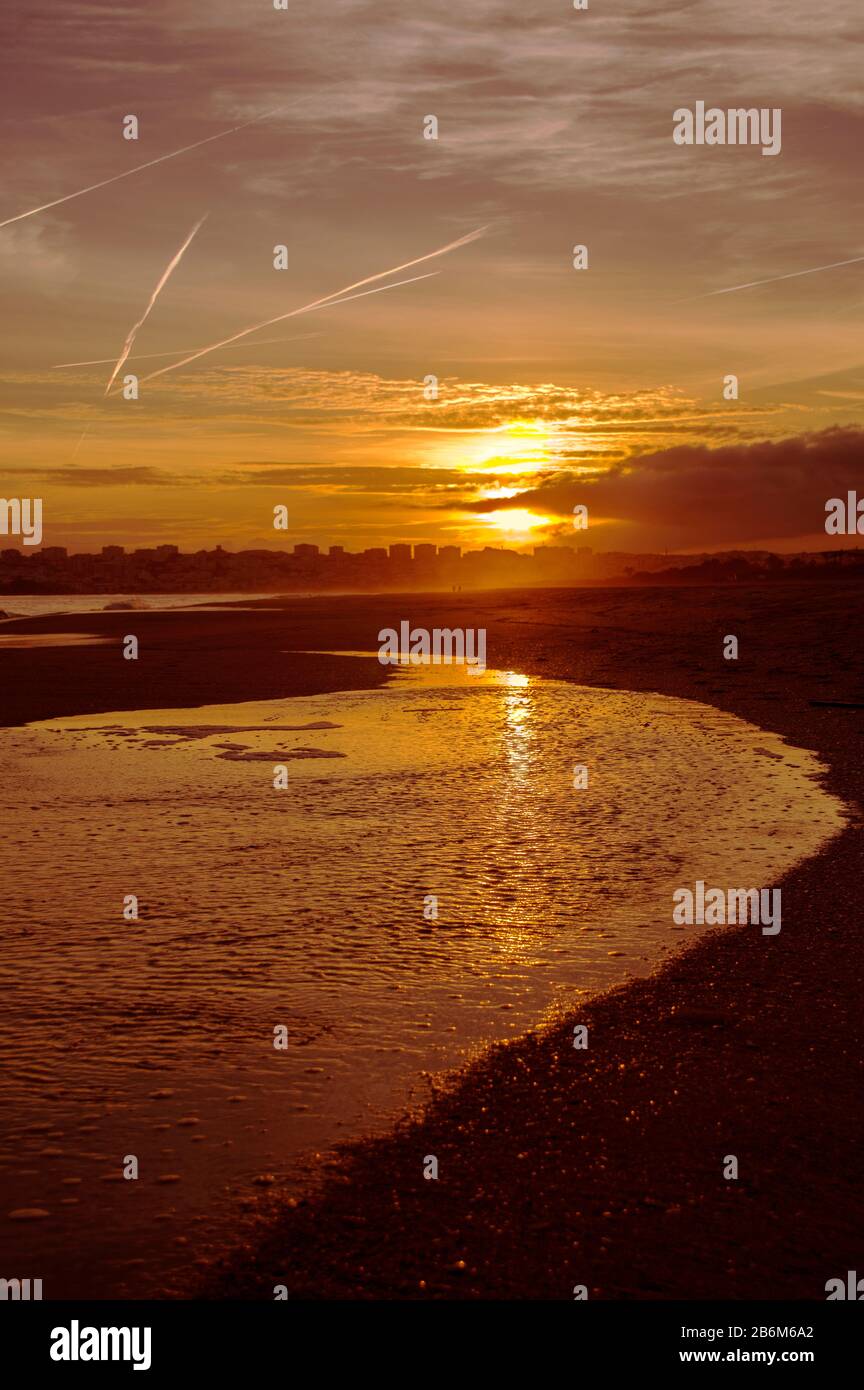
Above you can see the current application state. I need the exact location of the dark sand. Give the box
[2,583,862,1299]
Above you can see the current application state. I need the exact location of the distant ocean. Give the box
[0,593,275,619]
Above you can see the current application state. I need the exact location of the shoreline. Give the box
[2,582,862,1299]
[209,824,863,1300]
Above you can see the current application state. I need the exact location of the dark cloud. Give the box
[458,426,864,548]
[219,463,511,494]
[1,465,178,487]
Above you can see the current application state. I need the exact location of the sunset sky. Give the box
[1,0,863,554]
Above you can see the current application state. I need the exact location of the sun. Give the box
[485,508,549,537]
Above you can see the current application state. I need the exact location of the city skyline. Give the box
[3,532,861,599]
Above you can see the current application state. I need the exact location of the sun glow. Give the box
[485,508,550,536]
[467,418,552,476]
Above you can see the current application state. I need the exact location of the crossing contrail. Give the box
[104,215,207,396]
[688,253,864,300]
[52,334,320,368]
[0,109,282,230]
[132,275,440,387]
[134,226,487,385]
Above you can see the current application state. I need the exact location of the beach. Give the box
[1,581,862,1300]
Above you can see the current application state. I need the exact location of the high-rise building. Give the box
[389,543,412,563]
[414,543,438,563]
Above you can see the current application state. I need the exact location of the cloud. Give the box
[0,465,179,486]
[215,463,511,494]
[111,366,733,432]
[6,0,863,211]
[457,425,864,547]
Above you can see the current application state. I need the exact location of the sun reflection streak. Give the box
[502,676,535,780]
[482,671,547,960]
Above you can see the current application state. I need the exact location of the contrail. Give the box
[52,334,320,368]
[127,273,438,389]
[687,254,864,300]
[128,275,438,388]
[0,109,282,230]
[69,427,89,461]
[135,226,487,385]
[104,215,207,396]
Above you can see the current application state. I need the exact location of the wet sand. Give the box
[2,582,863,1299]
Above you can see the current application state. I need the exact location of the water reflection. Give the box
[0,660,845,1296]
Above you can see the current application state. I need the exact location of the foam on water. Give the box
[0,659,846,1295]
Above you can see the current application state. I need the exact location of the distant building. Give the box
[1,536,852,599]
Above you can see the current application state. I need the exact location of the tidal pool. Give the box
[0,658,846,1296]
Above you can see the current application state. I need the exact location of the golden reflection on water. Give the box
[0,658,847,1297]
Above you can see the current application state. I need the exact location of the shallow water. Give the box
[0,593,275,620]
[0,659,846,1297]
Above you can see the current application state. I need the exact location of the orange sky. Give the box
[1,0,863,554]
